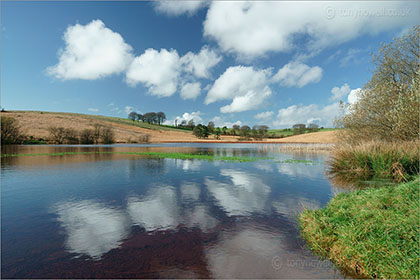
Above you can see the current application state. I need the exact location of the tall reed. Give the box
[328,141,419,184]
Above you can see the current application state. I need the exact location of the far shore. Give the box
[1,111,337,145]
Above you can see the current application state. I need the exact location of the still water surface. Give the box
[2,144,344,278]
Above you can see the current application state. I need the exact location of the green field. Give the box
[267,127,336,138]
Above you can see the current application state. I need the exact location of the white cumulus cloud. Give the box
[124,106,135,114]
[165,111,203,126]
[330,83,351,101]
[180,82,201,100]
[126,46,220,98]
[206,66,272,113]
[203,1,417,58]
[348,88,362,105]
[211,116,242,128]
[88,108,99,112]
[126,48,181,97]
[273,103,340,128]
[154,0,209,16]
[254,111,274,120]
[181,46,222,79]
[273,62,323,88]
[47,20,133,80]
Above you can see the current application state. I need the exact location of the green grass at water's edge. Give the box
[0,151,272,162]
[299,178,419,279]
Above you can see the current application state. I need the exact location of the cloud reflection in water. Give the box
[127,185,180,231]
[55,200,130,259]
[180,182,201,202]
[205,226,284,278]
[205,169,271,216]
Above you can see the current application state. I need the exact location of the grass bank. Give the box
[39,111,187,132]
[0,151,271,162]
[328,141,419,184]
[299,178,419,279]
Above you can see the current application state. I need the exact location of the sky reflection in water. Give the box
[1,144,343,278]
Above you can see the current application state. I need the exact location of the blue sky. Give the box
[1,1,418,128]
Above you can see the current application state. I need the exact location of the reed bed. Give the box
[328,141,419,184]
[258,143,334,153]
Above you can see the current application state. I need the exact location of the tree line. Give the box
[292,123,321,135]
[125,111,323,140]
[0,116,116,145]
[48,124,115,144]
[193,123,270,140]
[128,111,166,125]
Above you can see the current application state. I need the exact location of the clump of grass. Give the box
[328,141,419,184]
[299,178,419,279]
[22,140,46,145]
[0,151,271,162]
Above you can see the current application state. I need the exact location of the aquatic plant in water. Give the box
[0,151,272,163]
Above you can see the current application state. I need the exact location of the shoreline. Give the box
[151,140,335,144]
[298,141,419,279]
[15,140,335,145]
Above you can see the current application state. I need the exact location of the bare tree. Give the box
[1,116,23,144]
[93,124,102,144]
[48,127,66,144]
[101,127,115,144]
[80,129,95,144]
[338,26,419,143]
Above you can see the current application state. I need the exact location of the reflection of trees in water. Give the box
[211,148,271,158]
[1,156,16,168]
[1,145,20,167]
[2,145,20,154]
[2,146,118,169]
[128,157,167,176]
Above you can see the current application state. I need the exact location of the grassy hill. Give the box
[1,110,197,143]
[1,110,338,144]
[37,111,189,132]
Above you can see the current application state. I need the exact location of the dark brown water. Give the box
[1,144,344,278]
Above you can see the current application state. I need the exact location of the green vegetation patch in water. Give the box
[299,178,419,279]
[277,159,318,165]
[0,151,272,163]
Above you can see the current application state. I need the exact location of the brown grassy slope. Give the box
[274,130,337,143]
[1,111,337,143]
